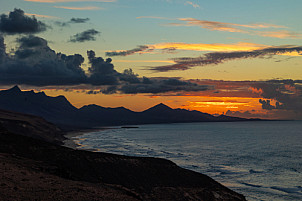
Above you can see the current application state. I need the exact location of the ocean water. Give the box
[72,121,302,201]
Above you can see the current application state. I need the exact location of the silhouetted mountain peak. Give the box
[145,103,172,112]
[7,85,21,93]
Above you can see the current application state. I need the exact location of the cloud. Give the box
[181,79,302,119]
[106,42,269,57]
[70,17,90,23]
[0,35,87,85]
[0,8,47,34]
[139,16,301,39]
[148,45,302,72]
[119,78,211,94]
[25,13,60,19]
[69,29,100,42]
[87,50,119,85]
[169,18,286,34]
[0,36,6,63]
[54,6,102,10]
[185,1,200,8]
[254,80,302,110]
[253,80,302,119]
[259,99,283,110]
[55,17,90,27]
[225,110,271,119]
[0,35,211,94]
[25,0,116,2]
[106,46,150,56]
[256,30,302,39]
[114,60,174,63]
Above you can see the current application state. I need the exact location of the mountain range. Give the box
[0,86,255,128]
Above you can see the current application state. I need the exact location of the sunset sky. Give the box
[0,0,301,119]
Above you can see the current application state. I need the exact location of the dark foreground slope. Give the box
[0,109,65,144]
[0,128,246,200]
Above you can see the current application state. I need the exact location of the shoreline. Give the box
[63,127,115,149]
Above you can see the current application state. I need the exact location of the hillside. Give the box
[0,127,246,201]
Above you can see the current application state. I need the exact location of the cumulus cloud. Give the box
[259,99,283,110]
[148,45,302,72]
[254,80,302,111]
[0,8,47,34]
[69,29,100,42]
[0,35,211,94]
[87,50,119,85]
[0,35,86,85]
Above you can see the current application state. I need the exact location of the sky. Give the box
[0,0,301,119]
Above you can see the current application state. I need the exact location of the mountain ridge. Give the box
[0,86,258,128]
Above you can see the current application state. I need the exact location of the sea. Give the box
[70,121,302,201]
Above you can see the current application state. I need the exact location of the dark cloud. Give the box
[69,29,100,43]
[0,35,212,94]
[0,35,6,63]
[259,99,283,110]
[87,50,119,85]
[55,17,90,27]
[118,78,211,94]
[148,46,302,72]
[70,18,90,23]
[100,85,118,94]
[17,35,47,48]
[225,110,271,119]
[119,69,140,83]
[106,45,149,57]
[0,35,86,85]
[0,8,47,34]
[253,80,302,119]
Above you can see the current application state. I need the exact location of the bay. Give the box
[72,121,302,201]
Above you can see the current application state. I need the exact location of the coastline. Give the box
[63,127,114,149]
[0,129,247,201]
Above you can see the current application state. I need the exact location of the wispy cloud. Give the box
[25,13,60,19]
[25,0,116,2]
[169,18,287,33]
[256,30,302,39]
[54,6,103,10]
[151,42,268,52]
[115,60,175,63]
[106,46,150,56]
[138,16,300,39]
[185,1,200,8]
[148,46,302,72]
[106,42,269,57]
